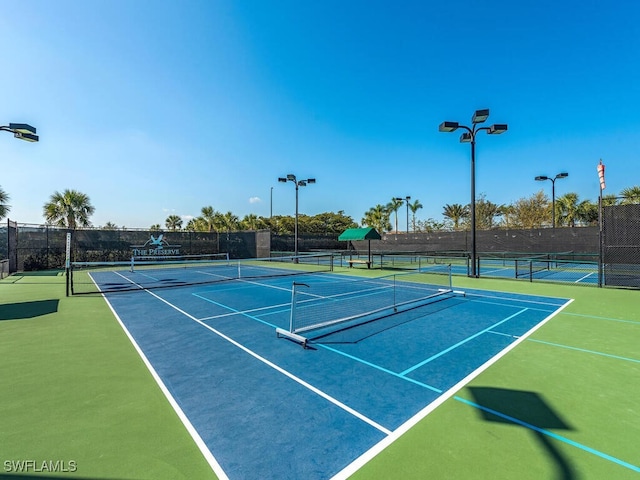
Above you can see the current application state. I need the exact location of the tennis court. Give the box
[378,254,599,285]
[87,258,570,479]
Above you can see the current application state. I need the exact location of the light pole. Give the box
[439,109,507,277]
[394,196,411,233]
[270,186,273,219]
[278,174,316,258]
[0,123,39,142]
[535,172,568,228]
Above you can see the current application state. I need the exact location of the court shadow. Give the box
[468,387,577,480]
[0,299,59,321]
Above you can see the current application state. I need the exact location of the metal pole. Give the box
[294,182,299,257]
[470,135,477,277]
[551,179,556,229]
[270,186,273,219]
[406,200,409,234]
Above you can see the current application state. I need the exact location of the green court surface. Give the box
[1,269,638,479]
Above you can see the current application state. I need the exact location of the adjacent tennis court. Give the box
[87,258,570,479]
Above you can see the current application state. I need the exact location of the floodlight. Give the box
[8,123,37,135]
[278,177,287,183]
[487,124,508,134]
[557,172,569,179]
[307,178,316,184]
[14,132,39,142]
[460,132,472,143]
[535,176,549,181]
[286,174,296,181]
[439,121,459,132]
[472,109,489,124]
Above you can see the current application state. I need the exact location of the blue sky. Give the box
[1,0,638,229]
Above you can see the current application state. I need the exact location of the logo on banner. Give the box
[131,234,181,256]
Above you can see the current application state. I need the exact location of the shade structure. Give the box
[338,228,381,267]
[338,227,382,241]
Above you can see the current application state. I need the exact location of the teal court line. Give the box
[561,311,640,325]
[455,397,640,474]
[399,308,529,376]
[525,338,640,364]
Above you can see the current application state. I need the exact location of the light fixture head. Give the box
[9,123,37,135]
[460,132,472,143]
[472,109,489,124]
[535,175,549,181]
[286,174,295,181]
[278,177,287,183]
[298,180,307,187]
[439,121,459,132]
[557,172,569,179]
[14,132,39,142]
[487,124,508,135]
[307,178,316,184]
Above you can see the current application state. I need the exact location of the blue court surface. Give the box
[97,268,571,479]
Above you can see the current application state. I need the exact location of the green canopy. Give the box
[338,227,381,241]
[338,228,381,268]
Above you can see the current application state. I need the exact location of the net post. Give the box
[130,256,135,273]
[289,282,297,332]
[65,232,72,296]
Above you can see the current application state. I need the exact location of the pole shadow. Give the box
[467,386,577,480]
[0,300,59,321]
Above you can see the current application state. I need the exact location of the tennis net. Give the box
[276,264,461,346]
[69,253,334,295]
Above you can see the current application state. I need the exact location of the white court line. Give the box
[144,287,392,435]
[332,296,575,480]
[112,272,391,436]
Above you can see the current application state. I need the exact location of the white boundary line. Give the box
[101,295,229,480]
[331,297,574,480]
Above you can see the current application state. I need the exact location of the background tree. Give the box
[165,215,183,231]
[220,211,239,239]
[498,204,516,229]
[362,204,391,233]
[509,191,549,228]
[386,198,404,233]
[408,199,423,232]
[556,192,583,227]
[43,189,95,229]
[442,203,468,231]
[102,221,118,230]
[602,194,619,207]
[417,218,446,233]
[473,194,502,229]
[240,213,262,230]
[200,206,221,232]
[150,224,162,232]
[620,186,640,204]
[0,186,11,221]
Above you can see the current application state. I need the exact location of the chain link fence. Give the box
[602,202,640,288]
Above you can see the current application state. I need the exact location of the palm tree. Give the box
[386,198,404,233]
[165,215,183,231]
[442,203,468,231]
[220,211,239,240]
[43,189,95,229]
[0,186,11,221]
[150,224,162,232]
[102,221,118,230]
[601,194,618,207]
[240,213,261,230]
[200,206,220,232]
[620,186,640,204]
[408,199,423,232]
[556,192,581,227]
[361,204,391,233]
